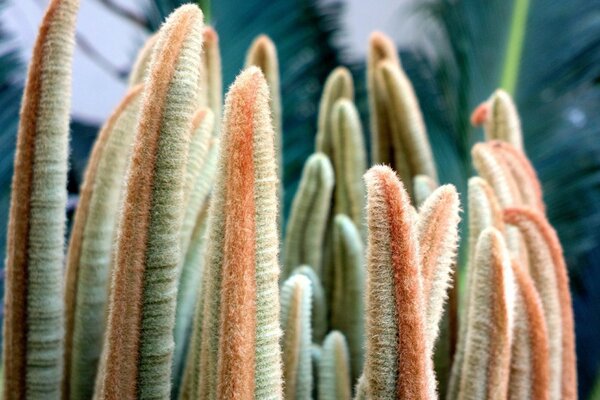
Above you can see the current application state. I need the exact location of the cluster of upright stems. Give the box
[1,1,577,399]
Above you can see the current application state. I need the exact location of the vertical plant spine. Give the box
[97,5,204,398]
[283,153,334,279]
[280,275,313,400]
[457,228,515,400]
[330,214,364,382]
[316,67,354,157]
[363,165,435,399]
[2,0,79,398]
[504,207,577,400]
[195,67,282,399]
[416,185,460,350]
[64,85,143,400]
[318,331,352,400]
[330,99,367,229]
[245,35,283,230]
[291,266,328,344]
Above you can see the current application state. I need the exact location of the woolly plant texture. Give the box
[2,0,79,398]
[363,165,437,399]
[454,228,515,400]
[330,214,364,383]
[318,331,352,400]
[281,274,313,400]
[96,5,204,398]
[184,67,282,400]
[0,5,585,400]
[367,33,437,198]
[64,85,143,400]
[291,266,328,345]
[283,152,334,280]
[172,107,217,395]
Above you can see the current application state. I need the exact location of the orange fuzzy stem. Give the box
[504,208,577,400]
[376,167,433,399]
[215,71,260,400]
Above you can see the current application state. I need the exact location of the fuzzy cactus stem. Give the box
[2,0,79,397]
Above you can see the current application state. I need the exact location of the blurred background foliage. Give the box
[0,0,598,397]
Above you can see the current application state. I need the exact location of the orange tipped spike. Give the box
[470,102,489,126]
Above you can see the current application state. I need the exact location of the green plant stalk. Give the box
[315,67,354,157]
[196,0,211,22]
[330,99,367,231]
[281,275,313,400]
[292,266,328,343]
[283,153,334,280]
[2,0,79,398]
[172,109,218,396]
[330,214,365,384]
[64,85,143,400]
[448,177,504,400]
[96,6,204,398]
[375,60,438,197]
[367,31,400,166]
[455,228,514,400]
[245,35,283,232]
[179,109,215,259]
[500,0,530,95]
[318,331,352,400]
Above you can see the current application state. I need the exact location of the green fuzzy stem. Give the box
[315,67,354,157]
[371,60,438,199]
[178,221,210,399]
[199,27,222,132]
[330,99,367,231]
[482,90,524,150]
[245,35,283,233]
[319,331,352,400]
[454,228,514,400]
[448,177,504,400]
[283,153,334,279]
[330,215,365,383]
[281,275,313,400]
[64,86,143,400]
[97,6,204,398]
[172,116,217,394]
[2,0,79,398]
[173,209,209,394]
[292,266,328,343]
